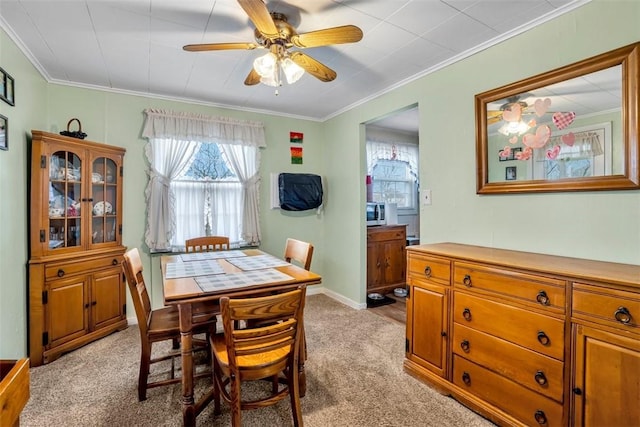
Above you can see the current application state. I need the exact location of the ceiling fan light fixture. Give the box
[498,120,531,136]
[282,57,304,84]
[253,52,277,78]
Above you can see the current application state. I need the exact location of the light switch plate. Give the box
[422,189,432,205]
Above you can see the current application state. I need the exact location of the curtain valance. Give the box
[142,109,266,147]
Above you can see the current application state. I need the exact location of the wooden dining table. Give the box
[161,248,322,427]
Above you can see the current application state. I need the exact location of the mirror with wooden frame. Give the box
[475,42,639,194]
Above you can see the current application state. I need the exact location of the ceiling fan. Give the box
[487,95,535,126]
[183,0,363,87]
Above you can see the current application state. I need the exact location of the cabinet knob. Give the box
[84,303,90,309]
[462,308,472,322]
[57,269,65,278]
[614,306,632,324]
[112,259,118,266]
[572,387,582,395]
[537,331,550,346]
[92,301,97,306]
[534,410,547,425]
[460,340,470,352]
[461,371,471,386]
[423,266,432,278]
[463,275,472,287]
[534,370,548,386]
[536,290,550,306]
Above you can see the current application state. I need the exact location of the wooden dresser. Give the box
[367,224,407,295]
[405,243,639,427]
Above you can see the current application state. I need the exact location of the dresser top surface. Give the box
[408,243,640,289]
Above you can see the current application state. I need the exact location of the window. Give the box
[142,109,265,252]
[172,142,246,249]
[366,140,419,213]
[371,159,417,210]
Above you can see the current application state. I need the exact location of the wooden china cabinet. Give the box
[28,130,127,366]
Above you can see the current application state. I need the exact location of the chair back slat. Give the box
[122,248,152,334]
[185,236,230,252]
[284,238,314,270]
[220,287,306,370]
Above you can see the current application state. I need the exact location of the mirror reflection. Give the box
[487,66,621,182]
[476,41,639,194]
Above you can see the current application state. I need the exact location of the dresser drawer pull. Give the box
[614,306,632,324]
[424,266,432,278]
[534,410,547,425]
[112,258,119,266]
[57,269,65,278]
[462,371,471,386]
[462,308,472,321]
[537,331,550,346]
[534,370,548,386]
[460,340,470,352]
[463,275,472,287]
[536,290,550,306]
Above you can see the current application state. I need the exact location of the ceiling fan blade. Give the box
[487,116,502,125]
[290,52,336,82]
[183,42,258,52]
[237,0,279,38]
[244,68,261,86]
[291,25,363,48]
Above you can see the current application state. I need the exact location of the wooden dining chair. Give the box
[284,238,314,270]
[210,286,307,427]
[122,247,218,401]
[185,236,230,252]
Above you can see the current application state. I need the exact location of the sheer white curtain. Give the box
[219,143,261,245]
[142,109,266,251]
[172,181,207,246]
[143,138,200,250]
[209,181,243,243]
[366,140,419,177]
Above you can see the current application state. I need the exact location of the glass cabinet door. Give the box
[48,150,82,250]
[91,157,118,245]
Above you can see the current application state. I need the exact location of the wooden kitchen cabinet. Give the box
[28,131,127,366]
[367,224,406,294]
[405,243,640,427]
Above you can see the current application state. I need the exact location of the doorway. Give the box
[364,105,419,317]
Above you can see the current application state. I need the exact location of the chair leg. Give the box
[288,365,303,427]
[138,343,151,401]
[213,358,222,416]
[230,375,242,427]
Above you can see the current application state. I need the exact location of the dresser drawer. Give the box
[454,262,566,312]
[453,292,565,360]
[407,253,450,286]
[45,255,122,281]
[453,355,564,427]
[572,283,639,331]
[452,323,564,402]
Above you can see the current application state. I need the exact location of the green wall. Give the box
[1,0,639,358]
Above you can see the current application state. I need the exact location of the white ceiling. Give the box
[0,0,585,125]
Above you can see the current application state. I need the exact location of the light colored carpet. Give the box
[21,294,495,426]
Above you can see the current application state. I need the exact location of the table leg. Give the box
[179,303,196,427]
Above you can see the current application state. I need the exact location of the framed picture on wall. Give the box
[0,114,7,151]
[505,166,516,181]
[0,67,14,106]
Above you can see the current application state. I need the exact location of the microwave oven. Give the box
[366,202,385,226]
